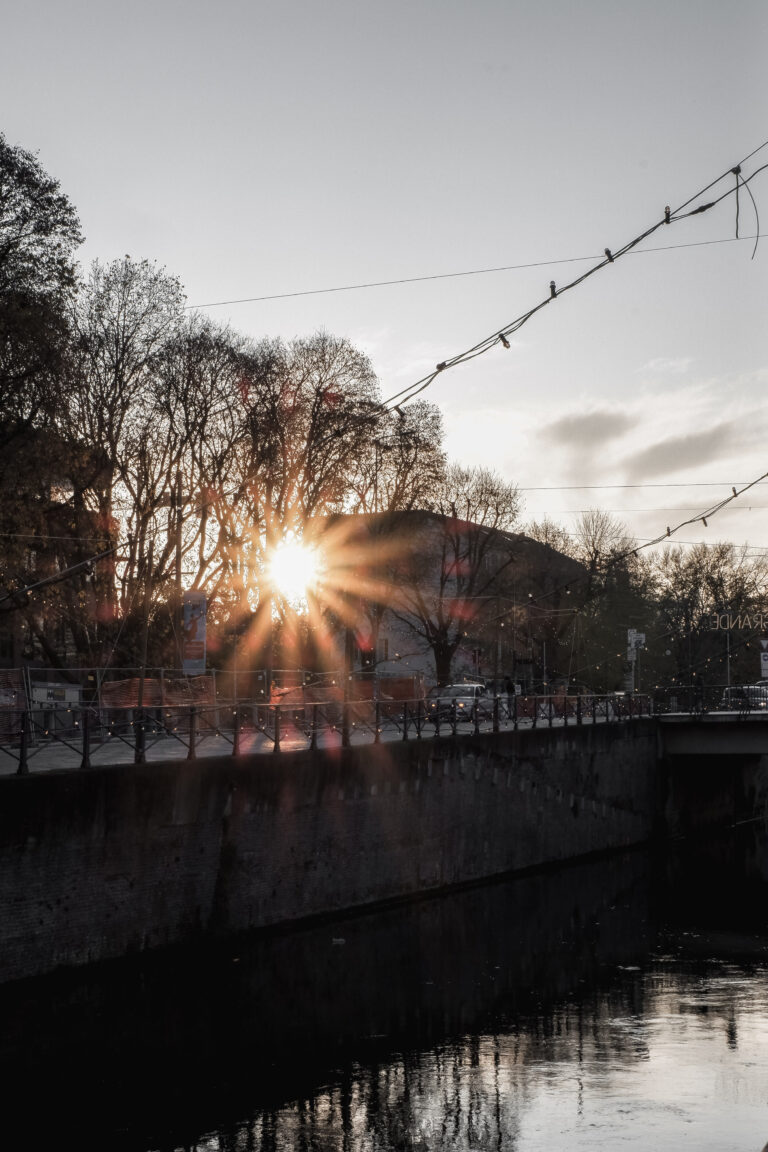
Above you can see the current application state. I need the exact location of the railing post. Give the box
[187,706,197,760]
[80,707,91,770]
[532,695,537,729]
[341,701,350,748]
[576,695,582,726]
[310,702,318,750]
[548,695,553,729]
[374,700,381,744]
[473,700,480,736]
[274,704,282,753]
[416,699,422,739]
[450,701,457,737]
[134,709,146,765]
[233,707,240,756]
[17,710,29,775]
[434,703,441,739]
[493,695,499,733]
[402,700,408,741]
[629,694,634,721]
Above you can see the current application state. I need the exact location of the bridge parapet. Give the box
[658,712,768,757]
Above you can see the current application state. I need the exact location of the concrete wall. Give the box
[0,723,659,984]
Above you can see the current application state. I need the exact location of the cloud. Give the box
[538,409,633,450]
[640,356,693,375]
[623,422,737,482]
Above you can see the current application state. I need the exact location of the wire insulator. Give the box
[604,248,614,262]
[436,362,447,372]
[499,333,510,349]
[664,205,671,224]
[549,280,557,298]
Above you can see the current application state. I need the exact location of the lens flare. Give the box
[267,535,323,605]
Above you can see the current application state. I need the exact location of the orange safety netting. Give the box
[99,676,215,709]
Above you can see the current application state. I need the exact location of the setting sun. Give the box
[267,535,323,605]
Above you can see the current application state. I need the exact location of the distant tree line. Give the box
[527,512,768,692]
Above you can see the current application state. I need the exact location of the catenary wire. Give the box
[383,148,768,409]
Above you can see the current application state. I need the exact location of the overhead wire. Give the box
[522,466,768,624]
[383,144,768,409]
[184,234,764,311]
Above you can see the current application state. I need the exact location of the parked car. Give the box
[718,684,768,711]
[426,683,493,723]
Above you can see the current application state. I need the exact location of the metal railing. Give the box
[0,692,653,774]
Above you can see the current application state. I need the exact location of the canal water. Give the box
[1,824,766,1151]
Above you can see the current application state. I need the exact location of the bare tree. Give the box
[388,466,523,684]
[348,400,446,514]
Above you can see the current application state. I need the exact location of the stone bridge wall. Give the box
[0,723,659,984]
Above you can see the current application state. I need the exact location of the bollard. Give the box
[17,710,29,775]
[80,707,91,770]
[310,702,318,750]
[341,701,350,748]
[187,706,197,760]
[402,700,408,741]
[273,704,281,752]
[134,709,146,765]
[374,700,381,744]
[493,695,499,734]
[233,708,240,756]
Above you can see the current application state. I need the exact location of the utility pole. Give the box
[174,469,183,670]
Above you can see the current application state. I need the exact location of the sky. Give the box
[3,0,768,556]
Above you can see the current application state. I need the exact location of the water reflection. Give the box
[1,826,766,1151]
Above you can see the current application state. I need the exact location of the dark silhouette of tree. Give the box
[0,132,82,445]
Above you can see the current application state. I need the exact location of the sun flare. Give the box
[267,535,323,605]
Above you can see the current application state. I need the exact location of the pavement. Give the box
[0,710,633,775]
